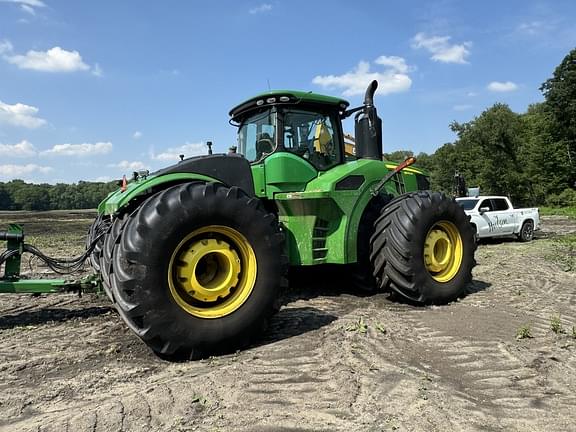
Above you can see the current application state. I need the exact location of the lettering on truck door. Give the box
[489,198,515,234]
[478,199,495,237]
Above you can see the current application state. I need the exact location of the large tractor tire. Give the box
[370,191,476,304]
[109,182,286,359]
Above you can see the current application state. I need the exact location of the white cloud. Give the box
[92,63,103,77]
[0,163,52,178]
[20,4,35,14]
[249,3,272,14]
[133,131,142,140]
[108,160,147,171]
[151,142,206,161]
[0,0,46,6]
[487,81,518,92]
[93,175,112,182]
[41,142,113,157]
[4,46,90,72]
[0,41,97,74]
[312,56,412,97]
[0,40,13,54]
[411,33,471,64]
[0,140,37,157]
[0,100,46,128]
[0,0,45,13]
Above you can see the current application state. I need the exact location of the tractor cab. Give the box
[230,91,349,172]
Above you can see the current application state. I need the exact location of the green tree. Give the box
[540,48,576,186]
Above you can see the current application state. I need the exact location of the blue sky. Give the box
[0,0,574,183]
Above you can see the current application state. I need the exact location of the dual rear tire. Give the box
[97,182,286,359]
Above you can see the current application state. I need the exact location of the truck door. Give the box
[490,198,515,234]
[477,199,495,237]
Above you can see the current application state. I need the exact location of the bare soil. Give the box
[1,211,575,432]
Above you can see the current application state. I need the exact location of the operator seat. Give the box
[256,133,274,160]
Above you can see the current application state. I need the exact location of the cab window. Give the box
[491,199,509,211]
[237,109,276,163]
[282,109,341,170]
[479,199,494,211]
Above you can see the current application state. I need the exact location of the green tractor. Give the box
[90,80,476,358]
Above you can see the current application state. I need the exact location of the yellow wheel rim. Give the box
[168,225,257,319]
[423,221,463,283]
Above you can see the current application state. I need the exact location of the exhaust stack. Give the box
[354,80,383,160]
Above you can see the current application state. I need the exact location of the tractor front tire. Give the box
[370,191,476,304]
[110,182,285,359]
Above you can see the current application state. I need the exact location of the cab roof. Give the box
[229,90,350,121]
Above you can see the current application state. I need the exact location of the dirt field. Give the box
[0,211,575,432]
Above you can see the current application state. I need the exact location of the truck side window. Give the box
[479,199,494,211]
[491,199,509,211]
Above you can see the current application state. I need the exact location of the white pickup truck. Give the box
[455,196,540,241]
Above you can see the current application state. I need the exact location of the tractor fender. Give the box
[345,181,397,262]
[98,173,220,215]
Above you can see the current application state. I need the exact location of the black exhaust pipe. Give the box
[354,80,383,160]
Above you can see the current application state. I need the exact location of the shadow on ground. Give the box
[0,306,112,330]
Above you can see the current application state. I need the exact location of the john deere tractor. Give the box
[88,80,475,358]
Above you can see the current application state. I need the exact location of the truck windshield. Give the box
[457,199,479,210]
[237,109,276,163]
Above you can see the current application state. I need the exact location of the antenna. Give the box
[267,78,271,91]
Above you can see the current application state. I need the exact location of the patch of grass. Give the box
[546,233,576,272]
[346,317,368,334]
[374,322,387,334]
[516,324,533,340]
[539,206,576,219]
[550,314,565,334]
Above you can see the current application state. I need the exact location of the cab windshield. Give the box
[237,109,276,163]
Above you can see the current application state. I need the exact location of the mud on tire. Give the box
[369,191,476,304]
[109,182,286,359]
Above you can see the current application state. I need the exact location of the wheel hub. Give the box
[175,238,241,302]
[167,225,257,319]
[423,221,464,283]
[424,230,452,273]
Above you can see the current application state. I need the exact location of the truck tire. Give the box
[110,182,286,359]
[370,191,476,304]
[518,220,534,242]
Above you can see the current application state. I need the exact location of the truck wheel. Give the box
[110,182,286,359]
[518,220,534,242]
[370,191,476,304]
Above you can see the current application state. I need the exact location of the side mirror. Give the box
[479,207,490,214]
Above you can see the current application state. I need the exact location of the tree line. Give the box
[0,180,118,211]
[385,47,576,207]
